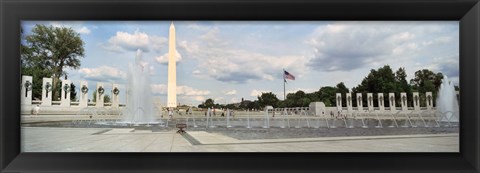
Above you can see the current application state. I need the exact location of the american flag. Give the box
[284,70,295,81]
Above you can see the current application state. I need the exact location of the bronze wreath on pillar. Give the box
[45,82,52,98]
[63,84,71,92]
[24,80,32,97]
[63,84,71,99]
[45,82,52,92]
[113,87,120,96]
[81,85,88,94]
[24,80,32,91]
[98,86,105,95]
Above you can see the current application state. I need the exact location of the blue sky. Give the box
[21,21,459,106]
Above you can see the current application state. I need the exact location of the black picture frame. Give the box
[1,0,479,172]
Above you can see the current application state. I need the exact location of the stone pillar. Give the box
[400,92,408,111]
[356,93,363,110]
[60,80,72,107]
[413,92,420,110]
[336,93,342,111]
[96,83,105,107]
[378,93,385,111]
[41,78,53,106]
[79,81,89,107]
[389,93,396,112]
[21,75,33,105]
[426,92,433,110]
[309,102,325,116]
[346,93,353,112]
[112,84,120,108]
[367,93,374,111]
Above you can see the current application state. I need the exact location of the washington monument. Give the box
[167,22,177,107]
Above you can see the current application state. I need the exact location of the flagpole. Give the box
[283,69,286,100]
[284,80,286,100]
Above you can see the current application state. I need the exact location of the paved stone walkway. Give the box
[22,127,459,152]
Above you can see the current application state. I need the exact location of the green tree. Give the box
[225,104,236,109]
[352,65,399,107]
[70,83,77,102]
[410,69,443,106]
[21,65,53,100]
[92,90,97,102]
[22,24,85,101]
[395,67,412,106]
[410,69,443,93]
[92,89,110,103]
[198,98,216,108]
[247,101,261,110]
[300,97,312,107]
[317,86,337,106]
[104,94,111,103]
[204,98,215,108]
[53,81,77,101]
[257,92,279,108]
[284,93,297,107]
[21,27,53,100]
[336,82,349,107]
[277,100,286,108]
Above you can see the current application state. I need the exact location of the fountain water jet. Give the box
[121,49,158,125]
[436,75,459,122]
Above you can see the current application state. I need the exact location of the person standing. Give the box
[33,105,40,116]
[168,108,174,119]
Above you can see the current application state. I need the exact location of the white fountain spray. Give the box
[122,49,158,124]
[436,75,459,122]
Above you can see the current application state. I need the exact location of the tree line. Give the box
[198,65,457,110]
[20,24,112,103]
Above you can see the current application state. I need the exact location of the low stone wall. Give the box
[21,105,125,115]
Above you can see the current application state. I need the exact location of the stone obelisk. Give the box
[167,22,177,108]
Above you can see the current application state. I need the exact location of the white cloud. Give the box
[308,22,454,72]
[104,30,149,52]
[230,97,239,103]
[425,55,459,78]
[102,30,167,52]
[177,95,207,106]
[325,24,347,33]
[77,26,91,34]
[150,84,210,96]
[187,23,211,31]
[49,22,91,35]
[286,88,316,94]
[151,84,168,94]
[177,85,210,96]
[214,97,224,102]
[78,66,126,83]
[390,32,415,42]
[392,43,419,55]
[224,89,237,95]
[192,70,201,75]
[154,50,182,64]
[179,35,308,83]
[435,36,453,44]
[200,27,221,43]
[194,96,206,101]
[422,36,453,46]
[250,89,270,97]
[150,36,168,51]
